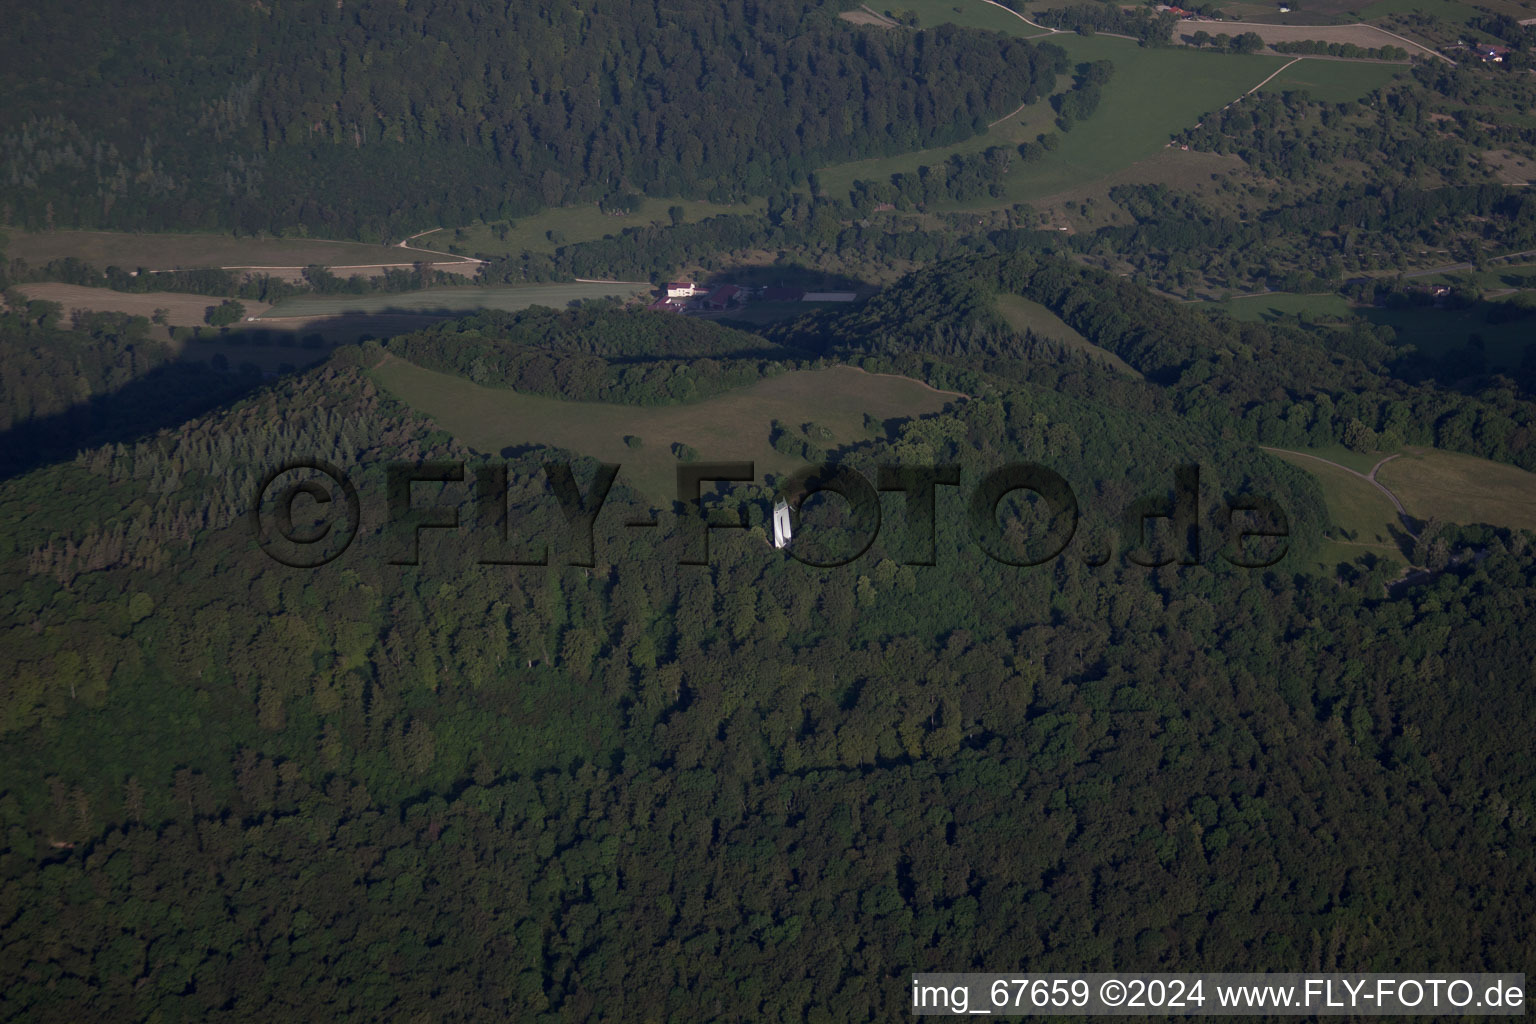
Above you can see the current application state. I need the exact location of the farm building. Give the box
[666,281,698,297]
[702,284,743,310]
[648,298,685,312]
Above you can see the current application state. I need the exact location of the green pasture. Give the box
[370,359,962,503]
[995,294,1144,376]
[261,283,652,319]
[1255,58,1405,103]
[815,35,1289,207]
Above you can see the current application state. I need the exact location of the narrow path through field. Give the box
[395,228,487,265]
[1236,57,1303,104]
[858,4,900,27]
[1400,248,1536,278]
[1263,446,1418,535]
[977,0,1059,34]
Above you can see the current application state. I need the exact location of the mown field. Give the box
[370,359,962,503]
[15,283,273,327]
[261,282,652,319]
[1377,446,1536,533]
[1180,19,1435,52]
[3,229,410,272]
[995,294,1144,376]
[9,282,434,371]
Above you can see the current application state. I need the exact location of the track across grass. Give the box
[1254,59,1405,102]
[898,0,1056,35]
[370,359,961,503]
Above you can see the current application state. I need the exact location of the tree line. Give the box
[1,0,1061,238]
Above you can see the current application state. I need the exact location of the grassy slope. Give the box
[1255,59,1405,103]
[261,283,653,318]
[1378,446,1536,532]
[1269,449,1406,563]
[370,359,961,503]
[815,35,1287,206]
[994,294,1145,376]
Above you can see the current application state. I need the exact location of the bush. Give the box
[205,299,246,327]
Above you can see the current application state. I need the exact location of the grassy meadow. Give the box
[1206,292,1354,321]
[261,283,652,319]
[1269,448,1407,564]
[3,229,410,271]
[370,359,962,503]
[1255,59,1406,103]
[815,35,1288,207]
[1377,447,1536,533]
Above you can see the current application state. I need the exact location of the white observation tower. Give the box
[772,497,793,549]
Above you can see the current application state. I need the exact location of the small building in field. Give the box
[666,281,698,298]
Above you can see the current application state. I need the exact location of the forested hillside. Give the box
[770,253,1536,471]
[1,295,1532,1017]
[0,0,1063,237]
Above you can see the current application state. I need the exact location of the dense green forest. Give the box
[3,249,1534,1016]
[4,0,1536,1014]
[0,0,1062,237]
